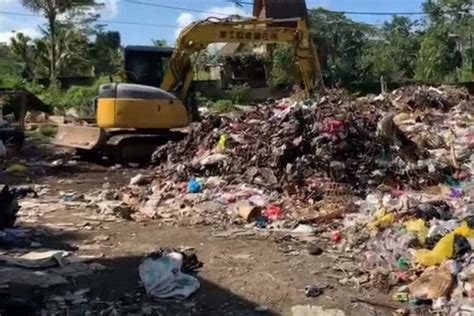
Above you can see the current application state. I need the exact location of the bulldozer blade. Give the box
[53,125,106,150]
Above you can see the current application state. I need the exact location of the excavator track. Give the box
[105,131,186,162]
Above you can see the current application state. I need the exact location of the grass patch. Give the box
[210,100,236,113]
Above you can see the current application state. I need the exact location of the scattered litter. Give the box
[291,305,345,316]
[130,174,150,186]
[0,250,69,268]
[139,251,201,301]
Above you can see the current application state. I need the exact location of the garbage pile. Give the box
[153,88,451,201]
[106,85,471,312]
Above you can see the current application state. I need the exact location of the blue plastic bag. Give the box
[187,179,202,193]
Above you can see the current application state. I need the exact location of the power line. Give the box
[0,10,177,28]
[124,0,251,16]
[204,0,472,16]
[126,0,417,17]
[0,9,384,29]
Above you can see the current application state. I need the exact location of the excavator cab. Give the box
[123,46,174,88]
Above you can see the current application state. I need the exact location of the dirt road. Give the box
[2,145,399,316]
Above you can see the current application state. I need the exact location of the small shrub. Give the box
[211,99,235,113]
[229,83,251,105]
[39,124,57,138]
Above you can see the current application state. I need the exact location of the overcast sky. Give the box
[0,0,425,45]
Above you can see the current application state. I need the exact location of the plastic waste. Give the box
[217,134,228,151]
[405,219,428,244]
[367,212,395,230]
[263,205,283,222]
[331,231,342,243]
[255,216,267,229]
[291,224,316,237]
[453,234,471,259]
[304,285,325,297]
[392,292,409,302]
[138,252,200,301]
[415,201,452,221]
[397,258,410,271]
[187,179,202,193]
[414,222,474,266]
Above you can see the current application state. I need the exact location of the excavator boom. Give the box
[53,16,322,162]
[161,17,322,102]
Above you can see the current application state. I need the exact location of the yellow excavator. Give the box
[53,16,322,160]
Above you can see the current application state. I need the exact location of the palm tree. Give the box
[10,33,35,79]
[20,0,100,81]
[34,24,92,78]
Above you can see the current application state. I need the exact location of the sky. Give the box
[0,0,427,45]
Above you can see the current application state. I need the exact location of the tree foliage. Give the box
[359,16,420,81]
[21,0,102,80]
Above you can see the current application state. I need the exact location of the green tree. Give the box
[309,8,376,84]
[270,44,299,89]
[359,16,420,81]
[10,33,36,79]
[416,0,472,81]
[90,30,122,76]
[33,23,93,78]
[20,0,102,81]
[415,25,459,81]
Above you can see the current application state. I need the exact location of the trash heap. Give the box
[152,88,449,200]
[111,85,474,312]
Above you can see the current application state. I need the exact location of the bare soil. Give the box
[2,141,401,315]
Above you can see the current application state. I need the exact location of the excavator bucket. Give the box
[53,125,106,150]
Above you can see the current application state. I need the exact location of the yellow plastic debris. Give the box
[368,212,395,230]
[6,164,28,176]
[414,222,474,267]
[217,134,228,151]
[405,219,428,244]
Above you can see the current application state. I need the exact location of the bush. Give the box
[229,83,251,105]
[211,100,235,113]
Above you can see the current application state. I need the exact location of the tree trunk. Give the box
[48,14,57,83]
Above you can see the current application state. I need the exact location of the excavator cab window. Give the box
[124,46,174,88]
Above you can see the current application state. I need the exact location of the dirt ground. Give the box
[2,141,403,316]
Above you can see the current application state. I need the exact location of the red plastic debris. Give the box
[395,271,410,282]
[331,231,342,243]
[263,205,284,221]
[323,120,345,134]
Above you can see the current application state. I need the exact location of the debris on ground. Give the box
[291,304,346,316]
[128,85,472,313]
[139,248,202,301]
[1,84,472,314]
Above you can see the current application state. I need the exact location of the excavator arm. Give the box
[161,17,323,102]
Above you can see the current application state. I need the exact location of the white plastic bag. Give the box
[139,252,200,301]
